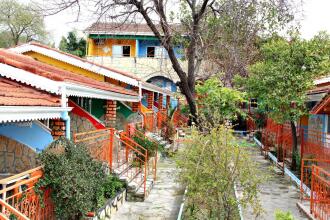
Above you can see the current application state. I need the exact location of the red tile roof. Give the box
[85,22,182,36]
[0,50,138,96]
[310,92,330,114]
[26,42,140,80]
[0,77,61,106]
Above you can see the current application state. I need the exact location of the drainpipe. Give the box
[60,84,71,140]
[138,81,142,100]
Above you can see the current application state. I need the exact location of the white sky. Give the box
[33,0,330,46]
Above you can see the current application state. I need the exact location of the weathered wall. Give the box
[88,39,136,57]
[86,56,182,83]
[70,112,96,137]
[0,135,38,174]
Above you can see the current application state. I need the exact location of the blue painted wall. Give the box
[0,121,53,152]
[137,39,183,58]
[147,76,178,109]
[308,114,327,143]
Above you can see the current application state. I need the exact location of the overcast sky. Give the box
[39,0,330,46]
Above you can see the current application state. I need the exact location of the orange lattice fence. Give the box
[310,165,330,220]
[301,129,330,160]
[261,118,282,152]
[0,167,54,220]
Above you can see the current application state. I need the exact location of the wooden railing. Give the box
[0,166,54,220]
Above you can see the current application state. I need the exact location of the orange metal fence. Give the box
[73,124,157,197]
[0,166,54,220]
[157,109,168,129]
[74,128,114,169]
[172,109,188,128]
[127,123,158,181]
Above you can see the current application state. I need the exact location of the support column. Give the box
[132,86,140,112]
[50,119,66,139]
[105,100,117,127]
[158,94,163,110]
[147,91,154,109]
[166,95,170,110]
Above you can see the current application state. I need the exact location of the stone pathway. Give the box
[242,141,308,220]
[112,156,184,220]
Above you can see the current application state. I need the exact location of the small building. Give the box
[0,76,71,175]
[84,23,181,107]
[11,42,175,131]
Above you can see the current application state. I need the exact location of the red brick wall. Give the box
[147,91,154,109]
[105,100,117,127]
[50,119,66,139]
[159,94,163,109]
[166,95,170,110]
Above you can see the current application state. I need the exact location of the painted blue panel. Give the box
[0,122,53,152]
[137,39,183,58]
[308,114,327,143]
[138,40,160,57]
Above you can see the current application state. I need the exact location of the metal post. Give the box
[109,128,114,171]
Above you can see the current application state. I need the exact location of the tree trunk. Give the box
[290,120,298,170]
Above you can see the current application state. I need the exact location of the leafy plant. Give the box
[196,76,246,130]
[275,210,295,220]
[36,137,125,220]
[176,126,264,219]
[161,119,176,143]
[132,133,162,158]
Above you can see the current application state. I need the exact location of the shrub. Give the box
[275,210,295,220]
[36,137,125,220]
[161,120,176,143]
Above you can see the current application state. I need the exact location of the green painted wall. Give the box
[117,102,133,118]
[92,99,106,119]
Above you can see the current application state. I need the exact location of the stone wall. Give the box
[0,135,38,174]
[87,57,182,82]
[70,113,96,137]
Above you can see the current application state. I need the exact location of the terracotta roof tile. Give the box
[0,50,138,96]
[0,77,61,106]
[85,22,182,36]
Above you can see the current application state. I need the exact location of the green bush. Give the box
[36,137,125,220]
[275,210,295,220]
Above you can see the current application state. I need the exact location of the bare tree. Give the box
[42,0,297,122]
[0,0,46,46]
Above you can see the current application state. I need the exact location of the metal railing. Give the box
[172,109,188,128]
[126,124,158,181]
[0,166,54,220]
[73,126,151,197]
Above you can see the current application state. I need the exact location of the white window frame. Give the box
[112,45,131,57]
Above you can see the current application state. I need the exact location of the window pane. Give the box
[123,46,131,57]
[147,47,155,57]
[112,45,122,57]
